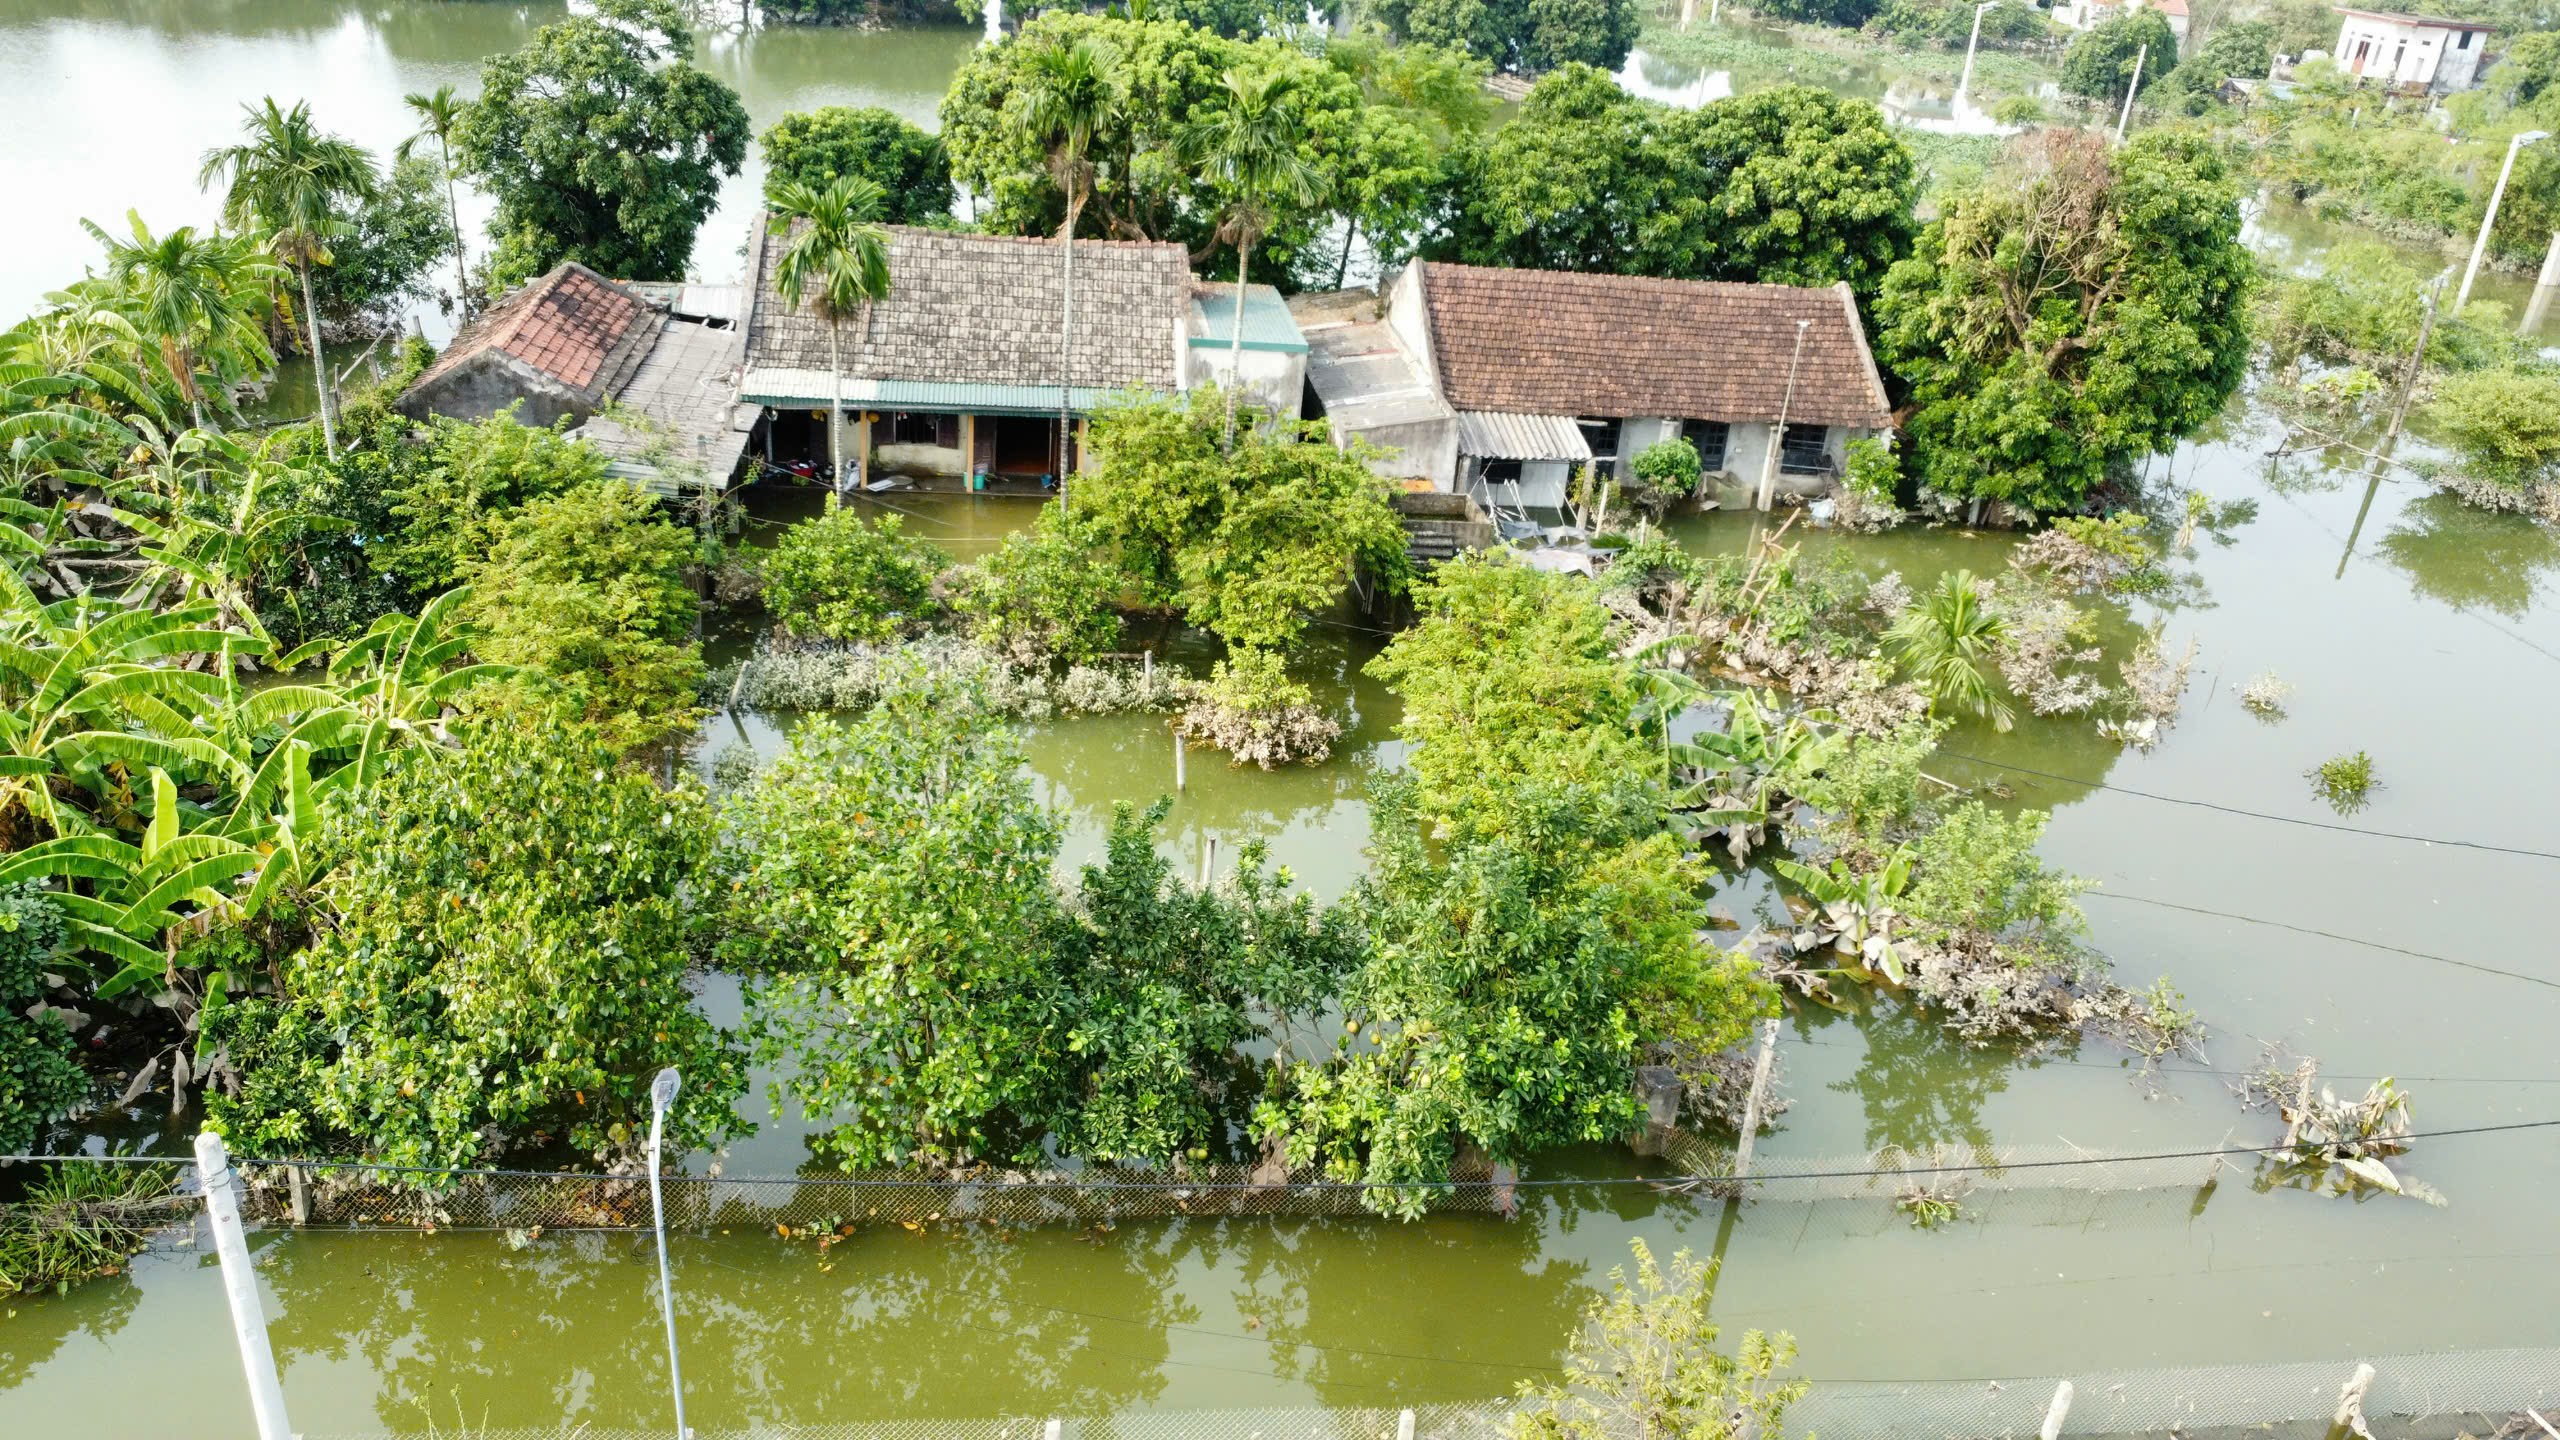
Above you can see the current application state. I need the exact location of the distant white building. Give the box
[2329,8,2496,93]
[2054,0,2187,41]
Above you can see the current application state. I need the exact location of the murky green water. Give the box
[8,2,2560,1434]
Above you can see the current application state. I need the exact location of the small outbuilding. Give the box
[2328,8,2496,93]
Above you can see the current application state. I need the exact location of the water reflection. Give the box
[2374,489,2560,620]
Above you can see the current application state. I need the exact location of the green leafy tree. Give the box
[79,210,281,431]
[464,480,706,753]
[454,0,751,285]
[1077,391,1409,654]
[760,106,955,224]
[395,85,476,319]
[770,175,893,487]
[1432,72,1914,294]
[1255,777,1764,1216]
[2428,367,2560,491]
[1508,1240,1806,1440]
[1039,799,1358,1164]
[198,97,380,457]
[306,154,461,338]
[0,883,82,1154]
[1372,0,1639,73]
[1688,86,1917,299]
[207,714,742,1167]
[1631,437,1704,496]
[950,501,1124,664]
[1903,801,2087,963]
[1366,555,1647,827]
[2061,9,2179,101]
[1876,129,2252,510]
[2159,20,2273,112]
[1750,0,1882,25]
[1183,65,1326,441]
[756,507,948,643]
[719,675,1064,1171]
[378,404,614,594]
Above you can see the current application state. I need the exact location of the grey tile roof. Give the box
[580,319,753,491]
[743,222,1190,394]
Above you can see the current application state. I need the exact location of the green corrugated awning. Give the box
[738,369,1156,415]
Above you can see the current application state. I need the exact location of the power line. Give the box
[2083,890,2560,994]
[1935,749,2560,863]
[1782,1034,2560,1088]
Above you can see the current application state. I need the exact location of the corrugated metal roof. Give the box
[1455,410,1592,462]
[1189,283,1307,353]
[738,368,1142,415]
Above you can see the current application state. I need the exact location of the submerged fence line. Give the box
[13,1118,2560,1232]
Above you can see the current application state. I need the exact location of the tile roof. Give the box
[1411,263,1893,430]
[410,263,659,401]
[578,320,753,492]
[743,222,1190,395]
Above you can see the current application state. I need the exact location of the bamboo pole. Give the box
[2040,1381,2074,1440]
[1730,1017,1781,1182]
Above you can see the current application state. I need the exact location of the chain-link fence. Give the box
[280,1356,2560,1440]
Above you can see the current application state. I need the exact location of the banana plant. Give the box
[320,586,513,787]
[1772,848,1917,984]
[1657,687,1844,863]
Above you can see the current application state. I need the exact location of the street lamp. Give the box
[647,1067,691,1440]
[2456,129,2552,312]
[1956,1,2000,110]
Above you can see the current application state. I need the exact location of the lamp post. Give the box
[1956,1,2000,111]
[2455,129,2552,312]
[647,1067,691,1440]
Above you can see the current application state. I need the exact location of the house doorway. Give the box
[2351,37,2371,74]
[987,414,1064,480]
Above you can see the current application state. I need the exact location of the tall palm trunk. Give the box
[826,317,845,508]
[1059,193,1080,505]
[1225,232,1253,446]
[438,138,470,320]
[298,258,337,458]
[1333,217,1357,291]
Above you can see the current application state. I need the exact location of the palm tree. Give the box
[1007,36,1124,491]
[396,85,476,322]
[1886,569,2014,730]
[1182,67,1322,445]
[769,176,893,498]
[199,97,379,460]
[80,211,280,431]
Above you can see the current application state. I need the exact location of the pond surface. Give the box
[6,2,2560,1435]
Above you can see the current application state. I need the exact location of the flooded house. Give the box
[396,262,754,496]
[1297,262,1895,511]
[736,222,1307,493]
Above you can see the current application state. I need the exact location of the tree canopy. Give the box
[759,106,954,224]
[1369,0,1641,75]
[455,0,751,285]
[1875,129,2253,511]
[1430,69,1916,299]
[2060,9,2179,101]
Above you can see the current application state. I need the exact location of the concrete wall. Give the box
[1384,266,1436,389]
[1187,343,1307,423]
[403,355,590,429]
[1343,415,1459,486]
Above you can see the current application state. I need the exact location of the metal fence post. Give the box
[1397,1410,1417,1440]
[194,1132,294,1440]
[2040,1380,2074,1440]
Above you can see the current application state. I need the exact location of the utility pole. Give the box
[2337,267,2448,580]
[1754,320,1812,512]
[1956,2,1999,111]
[195,1132,294,1440]
[2115,44,2148,142]
[2456,130,2551,312]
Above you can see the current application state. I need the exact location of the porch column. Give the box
[1075,419,1091,474]
[852,411,872,488]
[959,413,977,487]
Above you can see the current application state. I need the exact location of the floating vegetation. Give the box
[2308,750,2379,813]
[2239,1050,2439,1203]
[1877,1143,1978,1230]
[2236,671,2293,718]
[0,1162,183,1299]
[721,635,1182,719]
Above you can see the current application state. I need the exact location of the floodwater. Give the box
[7,2,2560,1436]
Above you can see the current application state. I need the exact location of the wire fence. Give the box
[1,1133,2245,1237]
[277,1349,2560,1440]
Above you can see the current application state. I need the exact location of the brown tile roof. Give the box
[410,263,660,402]
[1412,263,1893,430]
[743,223,1190,393]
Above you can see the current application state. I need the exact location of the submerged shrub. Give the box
[2308,750,2377,813]
[757,508,948,643]
[1177,647,1341,768]
[730,635,1179,719]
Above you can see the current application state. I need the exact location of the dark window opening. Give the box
[1681,420,1731,471]
[1779,423,1832,474]
[887,411,957,447]
[2459,29,2474,47]
[1576,417,1622,468]
[1480,459,1524,489]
